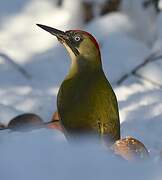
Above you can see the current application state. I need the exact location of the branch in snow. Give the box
[116,51,162,85]
[134,73,162,88]
[0,52,31,79]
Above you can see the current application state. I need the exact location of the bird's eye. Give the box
[74,35,81,42]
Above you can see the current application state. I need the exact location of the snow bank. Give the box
[0,129,160,180]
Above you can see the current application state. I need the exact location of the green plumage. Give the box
[36,25,121,144]
[57,56,120,144]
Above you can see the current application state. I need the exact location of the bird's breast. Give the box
[57,71,120,141]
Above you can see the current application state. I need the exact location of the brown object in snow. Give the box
[48,111,64,132]
[51,111,60,122]
[111,136,149,161]
[8,113,44,131]
[0,122,6,129]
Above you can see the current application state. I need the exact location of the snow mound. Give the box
[0,129,160,180]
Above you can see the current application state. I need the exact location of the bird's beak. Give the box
[36,24,79,56]
[36,24,67,43]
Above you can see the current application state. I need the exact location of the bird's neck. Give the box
[66,55,102,80]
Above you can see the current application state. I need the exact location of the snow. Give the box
[137,13,162,86]
[101,32,150,83]
[116,76,162,157]
[0,0,162,179]
[0,131,160,180]
[0,130,159,180]
[159,0,162,10]
[121,0,158,46]
[0,104,23,126]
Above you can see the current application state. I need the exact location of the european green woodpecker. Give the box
[37,24,120,144]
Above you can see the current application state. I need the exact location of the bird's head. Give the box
[37,24,102,72]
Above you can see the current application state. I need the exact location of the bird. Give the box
[37,24,120,145]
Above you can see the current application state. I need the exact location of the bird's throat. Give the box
[66,59,81,80]
[63,42,102,80]
[66,57,101,81]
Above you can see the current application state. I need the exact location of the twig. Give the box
[116,52,162,85]
[133,73,162,88]
[0,53,31,79]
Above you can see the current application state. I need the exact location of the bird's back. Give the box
[57,69,120,143]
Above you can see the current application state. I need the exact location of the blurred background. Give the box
[1,0,162,157]
[1,1,162,180]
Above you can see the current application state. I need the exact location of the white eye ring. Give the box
[74,36,81,42]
